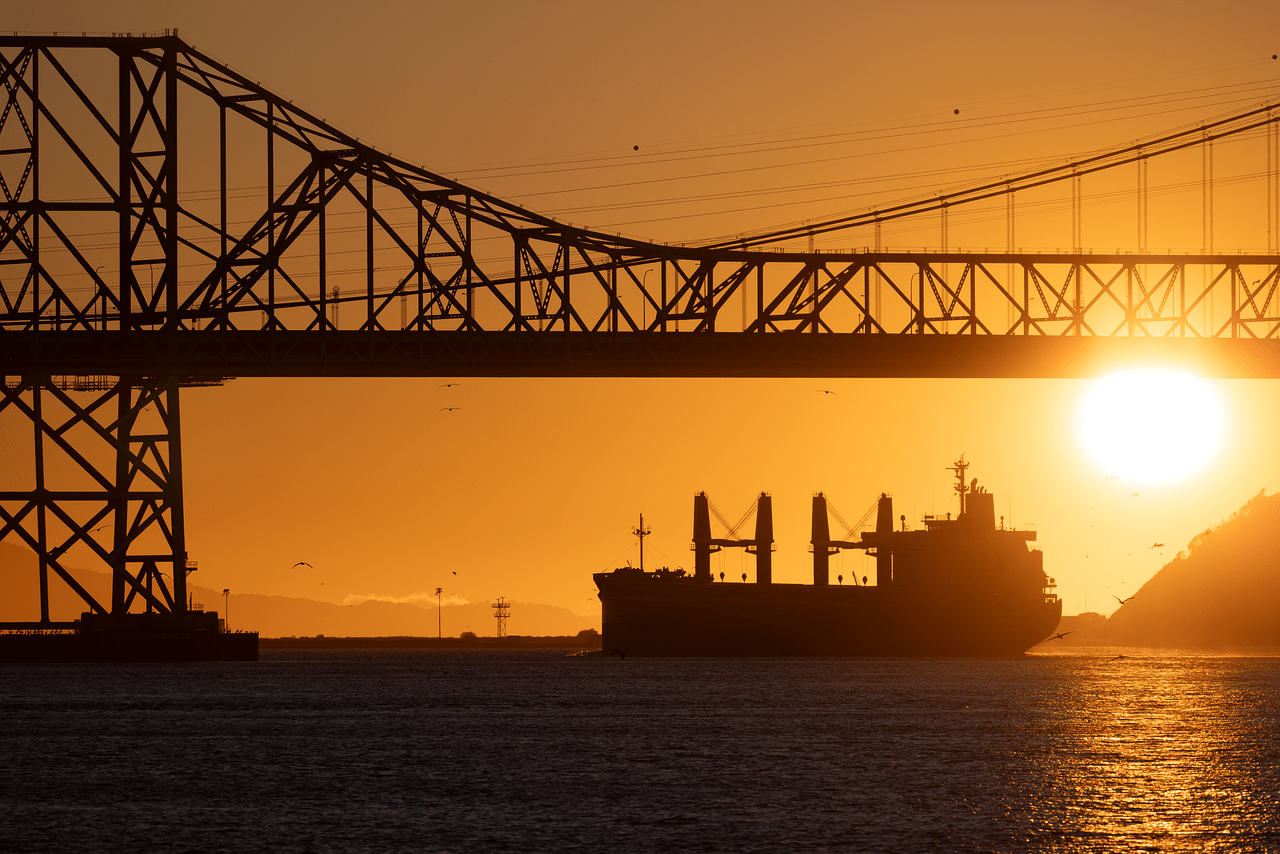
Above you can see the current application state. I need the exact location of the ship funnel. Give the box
[811,493,830,586]
[966,490,996,530]
[753,492,774,584]
[693,491,713,582]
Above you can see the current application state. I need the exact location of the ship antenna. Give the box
[949,455,969,515]
[632,514,652,572]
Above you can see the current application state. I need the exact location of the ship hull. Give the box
[596,577,1062,657]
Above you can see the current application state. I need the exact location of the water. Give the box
[2,650,1279,853]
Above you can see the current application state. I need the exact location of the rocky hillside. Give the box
[1041,489,1280,650]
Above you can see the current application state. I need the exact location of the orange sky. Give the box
[6,1,1280,626]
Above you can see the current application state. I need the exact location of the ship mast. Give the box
[632,514,652,571]
[949,455,970,515]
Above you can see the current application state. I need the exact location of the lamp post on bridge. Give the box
[222,588,230,631]
[435,587,443,638]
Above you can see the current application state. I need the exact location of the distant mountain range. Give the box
[1036,488,1280,651]
[0,543,598,638]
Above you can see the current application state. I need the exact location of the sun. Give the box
[1082,373,1224,481]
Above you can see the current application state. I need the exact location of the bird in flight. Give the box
[440,407,461,411]
[1048,631,1073,641]
[1113,593,1135,605]
[1109,654,1127,662]
[1149,542,1164,549]
[1104,475,1118,480]
[817,389,837,395]
[440,382,461,388]
[292,561,312,568]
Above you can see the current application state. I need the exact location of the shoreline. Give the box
[261,633,601,650]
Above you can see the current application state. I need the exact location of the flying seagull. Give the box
[440,382,461,388]
[1149,542,1164,549]
[292,561,313,568]
[1109,654,1127,662]
[440,407,461,412]
[1048,631,1073,641]
[1113,593,1135,605]
[817,389,837,395]
[1104,475,1118,480]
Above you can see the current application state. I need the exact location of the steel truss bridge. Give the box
[3,32,1280,626]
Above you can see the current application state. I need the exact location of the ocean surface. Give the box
[2,650,1279,853]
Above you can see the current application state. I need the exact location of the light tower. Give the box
[493,597,510,638]
[632,514,652,571]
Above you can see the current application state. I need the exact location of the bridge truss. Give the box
[2,32,1280,625]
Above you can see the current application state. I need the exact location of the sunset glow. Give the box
[1083,373,1224,481]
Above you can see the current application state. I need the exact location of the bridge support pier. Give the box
[0,375,189,625]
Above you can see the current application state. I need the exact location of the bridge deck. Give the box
[4,330,1279,378]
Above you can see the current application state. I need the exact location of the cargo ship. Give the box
[594,458,1061,656]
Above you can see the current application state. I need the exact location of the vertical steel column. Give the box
[514,240,523,358]
[465,194,473,335]
[219,101,227,339]
[757,264,765,334]
[862,265,870,333]
[810,262,819,334]
[706,263,715,334]
[166,376,188,611]
[112,377,133,614]
[319,162,327,340]
[118,51,134,347]
[917,263,925,334]
[1006,186,1014,332]
[415,203,423,335]
[1126,266,1133,337]
[1022,265,1030,335]
[32,379,49,623]
[366,167,374,346]
[267,101,275,342]
[163,41,178,329]
[968,262,976,334]
[31,48,40,333]
[563,237,571,334]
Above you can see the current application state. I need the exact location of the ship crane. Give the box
[810,493,880,586]
[692,492,774,583]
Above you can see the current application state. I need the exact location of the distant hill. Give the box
[0,542,598,638]
[1035,489,1280,651]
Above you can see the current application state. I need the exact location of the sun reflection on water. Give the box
[1018,654,1280,851]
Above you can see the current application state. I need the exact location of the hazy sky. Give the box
[6,1,1280,624]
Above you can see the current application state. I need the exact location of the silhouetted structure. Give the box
[493,597,510,638]
[595,459,1062,656]
[1,32,1275,656]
